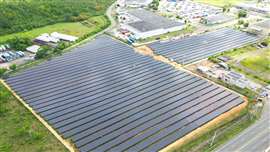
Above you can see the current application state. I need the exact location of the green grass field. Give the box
[195,0,251,6]
[0,16,109,43]
[240,50,270,75]
[0,83,68,152]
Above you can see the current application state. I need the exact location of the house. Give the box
[122,9,185,39]
[26,45,40,54]
[51,32,78,42]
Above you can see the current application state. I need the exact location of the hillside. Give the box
[0,0,114,36]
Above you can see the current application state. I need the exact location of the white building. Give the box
[122,9,185,39]
[51,32,78,42]
[249,20,270,35]
[235,3,270,15]
[120,0,153,8]
[26,45,40,54]
[35,33,60,44]
[201,14,234,25]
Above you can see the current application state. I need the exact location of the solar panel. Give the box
[5,35,244,152]
[148,28,259,65]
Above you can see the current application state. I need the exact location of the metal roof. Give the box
[254,20,270,29]
[5,35,244,152]
[205,14,234,24]
[148,28,259,65]
[128,9,184,32]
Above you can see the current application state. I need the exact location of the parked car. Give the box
[16,51,25,57]
[7,51,18,59]
[2,53,12,62]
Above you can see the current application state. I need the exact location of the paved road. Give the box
[105,1,117,33]
[216,100,270,152]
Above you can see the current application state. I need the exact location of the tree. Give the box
[7,37,32,51]
[244,22,249,27]
[238,10,247,18]
[9,64,17,71]
[238,20,244,25]
[150,0,160,10]
[261,41,269,47]
[222,4,231,12]
[35,46,51,59]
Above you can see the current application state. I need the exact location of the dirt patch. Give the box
[135,46,182,70]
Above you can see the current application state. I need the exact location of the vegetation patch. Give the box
[240,51,270,76]
[0,83,68,152]
[0,0,114,36]
[0,16,109,43]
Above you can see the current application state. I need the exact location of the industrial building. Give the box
[122,0,153,7]
[235,3,270,15]
[122,9,185,39]
[249,20,270,35]
[201,14,234,25]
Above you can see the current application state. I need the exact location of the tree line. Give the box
[0,0,114,36]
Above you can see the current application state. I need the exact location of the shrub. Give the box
[238,10,247,18]
[35,46,51,59]
[261,41,268,47]
[9,64,17,71]
[243,22,249,27]
[0,68,7,78]
[7,37,32,51]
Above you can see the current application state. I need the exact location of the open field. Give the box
[240,50,270,77]
[0,16,109,43]
[240,49,270,80]
[195,0,251,7]
[0,83,68,152]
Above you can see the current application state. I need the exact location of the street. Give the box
[216,100,270,152]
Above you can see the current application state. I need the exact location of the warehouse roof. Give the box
[128,9,184,32]
[254,20,270,29]
[204,14,234,24]
[125,0,153,5]
[6,36,244,152]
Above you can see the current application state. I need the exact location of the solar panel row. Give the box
[5,36,244,152]
[148,28,259,65]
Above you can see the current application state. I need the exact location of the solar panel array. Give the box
[5,36,244,152]
[148,28,259,65]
